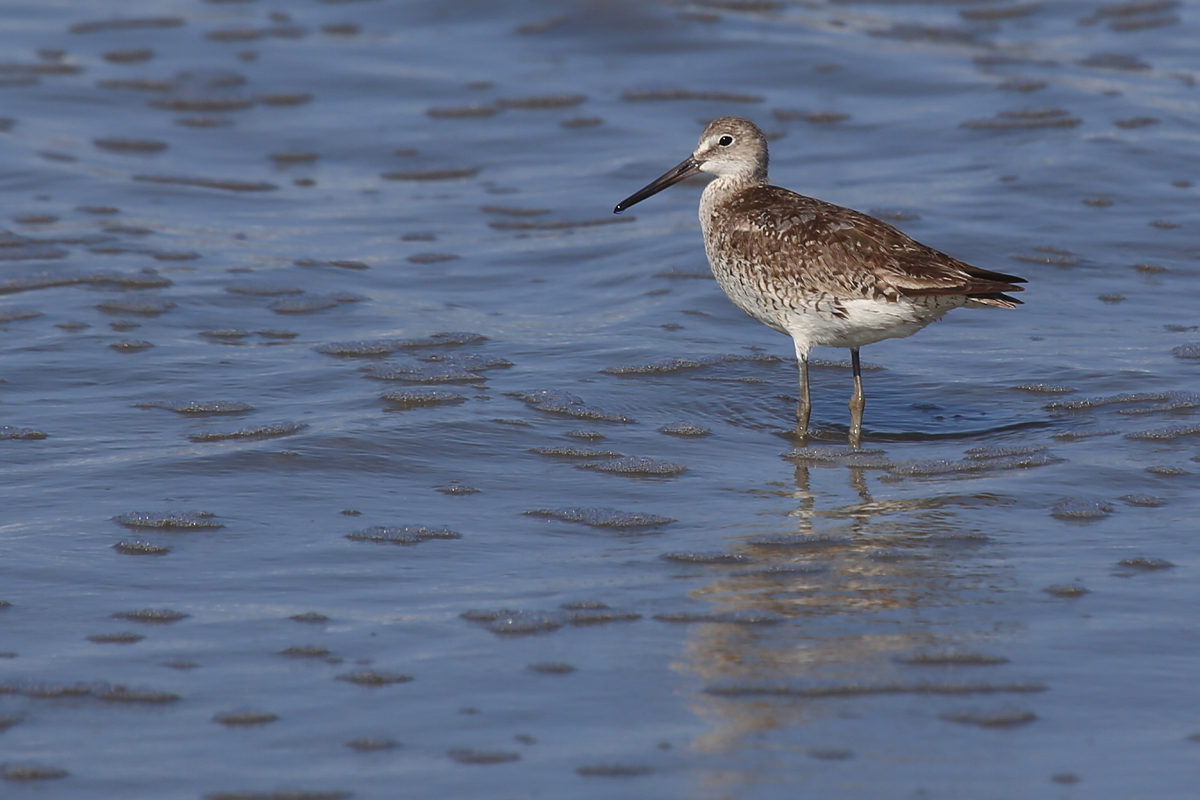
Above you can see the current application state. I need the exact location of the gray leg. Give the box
[848,347,865,448]
[795,350,811,436]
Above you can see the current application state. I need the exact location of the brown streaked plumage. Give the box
[614,116,1025,446]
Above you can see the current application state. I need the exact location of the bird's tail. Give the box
[965,293,1022,309]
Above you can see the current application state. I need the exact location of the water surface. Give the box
[1,1,1198,797]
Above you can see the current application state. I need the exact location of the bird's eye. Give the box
[718,135,734,147]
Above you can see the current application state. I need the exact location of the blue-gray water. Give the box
[1,1,1198,798]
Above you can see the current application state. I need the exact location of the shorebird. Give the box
[614,116,1025,447]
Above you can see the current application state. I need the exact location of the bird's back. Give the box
[702,183,1024,309]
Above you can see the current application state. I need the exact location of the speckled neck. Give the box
[699,173,764,229]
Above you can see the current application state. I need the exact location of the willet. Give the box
[614,116,1025,446]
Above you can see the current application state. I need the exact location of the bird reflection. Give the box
[675,457,1015,761]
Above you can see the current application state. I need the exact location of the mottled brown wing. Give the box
[829,218,1026,303]
[727,186,1025,304]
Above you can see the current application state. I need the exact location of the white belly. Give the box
[782,296,961,350]
[712,266,964,354]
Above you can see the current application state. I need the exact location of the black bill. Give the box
[613,157,702,214]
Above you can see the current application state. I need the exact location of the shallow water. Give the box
[1,0,1198,797]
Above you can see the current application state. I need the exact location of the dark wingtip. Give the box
[967,265,1027,285]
